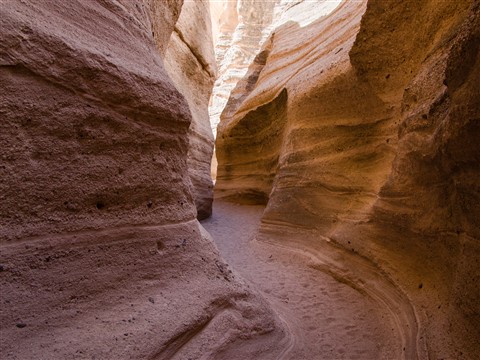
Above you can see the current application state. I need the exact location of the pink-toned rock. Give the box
[165,0,216,219]
[0,1,286,358]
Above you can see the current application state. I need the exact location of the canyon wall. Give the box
[0,1,286,358]
[164,0,216,219]
[216,0,480,358]
[208,0,279,137]
[209,0,343,137]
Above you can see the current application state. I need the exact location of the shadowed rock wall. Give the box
[0,0,287,358]
[164,0,216,219]
[216,0,480,358]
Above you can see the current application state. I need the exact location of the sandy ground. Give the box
[201,200,401,360]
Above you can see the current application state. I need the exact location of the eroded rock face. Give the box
[0,1,286,358]
[209,0,280,137]
[216,0,480,358]
[217,0,366,206]
[164,0,216,220]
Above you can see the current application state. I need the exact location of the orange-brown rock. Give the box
[216,0,480,358]
[0,1,286,358]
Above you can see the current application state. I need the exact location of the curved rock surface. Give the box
[0,1,286,358]
[216,0,480,358]
[209,0,280,137]
[164,0,215,219]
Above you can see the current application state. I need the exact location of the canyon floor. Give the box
[202,200,412,359]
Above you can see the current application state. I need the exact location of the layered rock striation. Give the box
[209,0,343,138]
[209,0,280,137]
[216,0,480,358]
[164,0,216,219]
[0,1,286,358]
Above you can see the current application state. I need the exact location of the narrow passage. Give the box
[201,200,401,359]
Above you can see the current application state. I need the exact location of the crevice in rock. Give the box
[216,88,288,204]
[210,0,480,359]
[172,26,216,78]
[1,0,479,359]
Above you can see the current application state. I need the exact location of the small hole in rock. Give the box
[156,240,165,252]
[96,202,105,210]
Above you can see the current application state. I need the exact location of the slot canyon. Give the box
[0,0,479,359]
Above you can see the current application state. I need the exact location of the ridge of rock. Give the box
[164,0,216,219]
[215,0,480,358]
[0,1,287,358]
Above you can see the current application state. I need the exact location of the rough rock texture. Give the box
[216,0,480,358]
[0,1,287,358]
[208,0,279,137]
[209,0,343,138]
[217,0,365,206]
[164,0,216,220]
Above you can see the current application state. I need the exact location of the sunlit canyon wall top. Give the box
[208,0,342,137]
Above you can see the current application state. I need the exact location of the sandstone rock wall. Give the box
[1,0,193,241]
[209,0,343,138]
[0,1,286,358]
[217,0,369,207]
[209,0,239,46]
[216,0,479,358]
[164,0,216,219]
[209,0,280,137]
[340,2,479,357]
